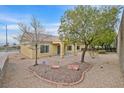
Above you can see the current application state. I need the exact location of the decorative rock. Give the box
[29,63,91,85]
[68,64,79,70]
[100,66,103,69]
[51,65,60,69]
[42,61,48,65]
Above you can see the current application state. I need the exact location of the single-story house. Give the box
[20,32,84,58]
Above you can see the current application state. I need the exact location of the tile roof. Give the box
[21,32,61,43]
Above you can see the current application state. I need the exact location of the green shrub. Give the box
[98,50,106,54]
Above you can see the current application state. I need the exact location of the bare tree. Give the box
[14,23,31,43]
[31,16,44,66]
[17,16,46,66]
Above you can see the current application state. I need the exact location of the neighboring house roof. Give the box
[21,32,61,43]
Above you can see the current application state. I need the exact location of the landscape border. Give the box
[28,63,93,86]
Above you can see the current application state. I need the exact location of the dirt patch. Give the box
[29,62,92,85]
[8,53,28,62]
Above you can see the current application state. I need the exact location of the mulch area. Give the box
[29,62,92,85]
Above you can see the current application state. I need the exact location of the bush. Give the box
[98,50,106,54]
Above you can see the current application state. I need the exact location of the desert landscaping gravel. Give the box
[2,52,124,88]
[29,62,91,84]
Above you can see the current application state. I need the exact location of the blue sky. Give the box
[0,5,123,45]
[0,5,75,45]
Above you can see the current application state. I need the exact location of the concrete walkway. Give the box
[2,52,124,88]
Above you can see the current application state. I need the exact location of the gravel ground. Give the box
[2,52,124,88]
[29,62,91,84]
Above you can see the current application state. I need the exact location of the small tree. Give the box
[58,6,120,62]
[59,6,100,62]
[59,10,80,55]
[91,6,119,51]
[18,16,45,66]
[92,30,117,51]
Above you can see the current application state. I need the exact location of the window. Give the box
[67,46,72,51]
[77,46,80,50]
[40,45,49,53]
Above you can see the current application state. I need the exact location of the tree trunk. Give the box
[81,44,88,63]
[101,44,104,50]
[73,43,77,56]
[104,45,106,50]
[34,44,38,66]
[97,46,100,50]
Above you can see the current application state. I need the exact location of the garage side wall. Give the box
[20,44,33,58]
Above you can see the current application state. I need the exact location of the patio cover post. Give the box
[60,42,64,58]
[73,43,77,56]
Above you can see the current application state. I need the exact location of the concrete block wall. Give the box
[0,55,8,87]
[119,11,124,75]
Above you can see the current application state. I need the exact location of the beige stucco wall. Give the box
[80,45,85,50]
[21,42,84,59]
[21,43,58,59]
[31,43,58,59]
[65,44,83,55]
[20,44,33,58]
[65,44,74,55]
